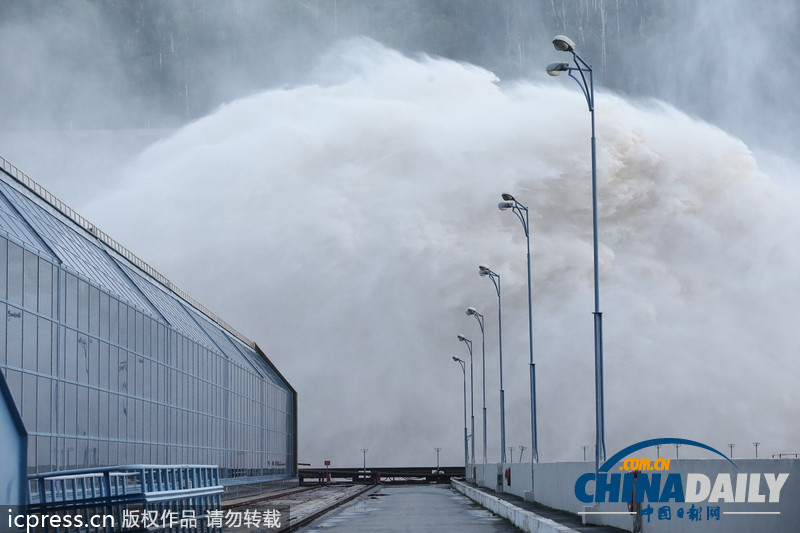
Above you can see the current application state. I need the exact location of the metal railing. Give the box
[0,154,255,350]
[28,464,223,531]
[29,464,223,508]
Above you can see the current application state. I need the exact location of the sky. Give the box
[1,2,799,469]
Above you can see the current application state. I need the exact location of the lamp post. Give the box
[547,34,606,476]
[457,334,476,466]
[467,306,487,465]
[498,193,538,497]
[753,442,760,458]
[479,265,507,464]
[361,448,368,476]
[452,356,468,470]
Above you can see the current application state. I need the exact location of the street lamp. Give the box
[498,193,538,498]
[457,334,476,466]
[466,306,487,465]
[479,265,507,464]
[452,356,468,470]
[361,448,368,476]
[547,34,606,476]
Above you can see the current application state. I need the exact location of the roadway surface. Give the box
[297,485,520,532]
[223,484,371,531]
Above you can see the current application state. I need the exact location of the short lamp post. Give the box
[467,306,487,465]
[361,448,368,475]
[479,265,507,464]
[457,334,476,466]
[452,356,469,470]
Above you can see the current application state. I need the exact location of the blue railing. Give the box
[27,464,223,531]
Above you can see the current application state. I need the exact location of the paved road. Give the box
[222,484,370,531]
[298,485,520,532]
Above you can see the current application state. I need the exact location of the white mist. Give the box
[86,40,800,468]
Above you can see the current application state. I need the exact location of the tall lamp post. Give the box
[457,334,476,467]
[452,356,469,470]
[546,34,606,476]
[498,194,538,498]
[479,265,506,464]
[466,307,487,465]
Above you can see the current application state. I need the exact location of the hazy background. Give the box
[1,1,798,467]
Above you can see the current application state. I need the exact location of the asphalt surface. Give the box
[297,484,521,532]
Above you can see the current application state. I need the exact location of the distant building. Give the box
[0,156,296,485]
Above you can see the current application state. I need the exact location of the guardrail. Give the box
[0,154,255,350]
[27,464,223,531]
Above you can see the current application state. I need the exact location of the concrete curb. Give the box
[452,479,580,533]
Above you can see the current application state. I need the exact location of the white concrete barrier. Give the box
[462,459,800,532]
[452,479,579,533]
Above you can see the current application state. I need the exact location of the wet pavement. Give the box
[223,484,371,532]
[297,484,520,532]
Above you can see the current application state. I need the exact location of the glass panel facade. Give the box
[0,167,296,482]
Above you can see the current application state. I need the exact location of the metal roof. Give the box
[0,154,288,388]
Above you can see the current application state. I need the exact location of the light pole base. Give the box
[524,490,535,502]
[582,505,601,525]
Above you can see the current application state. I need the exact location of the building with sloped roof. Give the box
[0,155,296,485]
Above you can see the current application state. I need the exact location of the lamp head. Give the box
[546,62,570,76]
[501,193,515,201]
[498,201,514,211]
[466,307,477,316]
[452,356,463,363]
[478,265,491,276]
[457,334,468,342]
[552,35,576,52]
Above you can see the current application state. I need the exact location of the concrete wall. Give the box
[473,463,502,491]
[501,463,533,497]
[475,459,800,533]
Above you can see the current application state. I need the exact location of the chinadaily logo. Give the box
[574,438,791,525]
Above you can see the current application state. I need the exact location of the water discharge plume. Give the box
[86,40,800,467]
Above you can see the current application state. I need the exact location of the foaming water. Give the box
[87,40,800,466]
